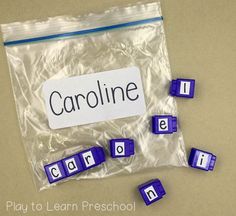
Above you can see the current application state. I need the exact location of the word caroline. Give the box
[49,80,139,116]
[43,67,146,129]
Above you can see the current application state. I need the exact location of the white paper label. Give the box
[43,67,146,129]
[158,118,169,131]
[115,142,125,156]
[81,151,95,168]
[180,81,191,95]
[64,158,78,173]
[144,186,158,201]
[196,152,209,168]
[48,164,62,180]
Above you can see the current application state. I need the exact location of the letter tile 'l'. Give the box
[170,78,195,98]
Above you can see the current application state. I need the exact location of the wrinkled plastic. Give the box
[1,1,187,191]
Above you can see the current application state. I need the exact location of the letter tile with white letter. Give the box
[138,179,166,206]
[62,154,84,176]
[44,161,66,184]
[170,78,195,98]
[109,138,135,158]
[188,148,217,171]
[78,147,106,170]
[152,115,177,134]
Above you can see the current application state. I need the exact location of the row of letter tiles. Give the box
[138,179,166,206]
[44,147,105,184]
[109,138,135,158]
[188,148,217,171]
[170,78,195,98]
[152,115,177,134]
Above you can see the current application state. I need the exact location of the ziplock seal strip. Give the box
[3,16,163,46]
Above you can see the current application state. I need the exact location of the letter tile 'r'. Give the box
[78,147,106,170]
[81,151,96,168]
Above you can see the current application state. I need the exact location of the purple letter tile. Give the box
[44,160,66,184]
[188,148,217,171]
[62,154,84,176]
[152,115,177,134]
[170,78,195,98]
[109,138,135,158]
[78,147,106,170]
[138,179,166,206]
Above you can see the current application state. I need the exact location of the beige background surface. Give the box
[0,0,235,215]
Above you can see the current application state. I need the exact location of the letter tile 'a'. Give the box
[62,154,84,176]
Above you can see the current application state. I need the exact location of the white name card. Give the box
[43,67,146,129]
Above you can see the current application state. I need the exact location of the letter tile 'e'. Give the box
[109,138,135,158]
[62,154,84,176]
[170,78,195,98]
[44,161,66,184]
[188,148,217,171]
[78,147,106,170]
[152,115,177,134]
[138,179,166,206]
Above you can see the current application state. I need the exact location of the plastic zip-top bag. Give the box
[1,1,187,191]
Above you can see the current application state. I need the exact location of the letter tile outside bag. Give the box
[1,1,187,191]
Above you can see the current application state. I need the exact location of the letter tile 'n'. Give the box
[138,179,166,205]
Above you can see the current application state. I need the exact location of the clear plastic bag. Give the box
[1,1,187,191]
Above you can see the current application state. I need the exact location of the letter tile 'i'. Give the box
[138,179,166,206]
[188,148,217,171]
